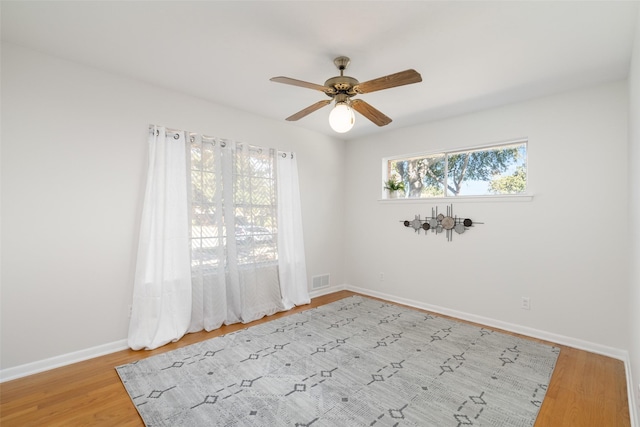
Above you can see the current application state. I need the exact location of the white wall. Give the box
[0,43,347,371]
[344,81,630,353]
[628,5,640,416]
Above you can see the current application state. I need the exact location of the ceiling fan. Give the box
[270,56,422,133]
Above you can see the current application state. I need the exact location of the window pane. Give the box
[384,141,527,199]
[201,143,215,172]
[191,145,202,170]
[191,237,220,269]
[447,143,527,196]
[232,147,277,266]
[388,154,446,198]
[250,155,273,178]
[190,139,279,270]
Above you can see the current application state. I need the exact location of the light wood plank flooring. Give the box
[0,291,631,426]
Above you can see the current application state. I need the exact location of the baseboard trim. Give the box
[624,353,640,427]
[309,284,346,299]
[346,284,627,360]
[0,339,129,383]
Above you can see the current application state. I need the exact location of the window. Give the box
[385,140,527,198]
[232,147,278,265]
[190,138,278,270]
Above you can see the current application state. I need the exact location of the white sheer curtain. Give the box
[129,126,310,349]
[128,126,192,350]
[187,136,288,333]
[277,152,310,309]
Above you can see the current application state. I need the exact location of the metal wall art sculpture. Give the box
[401,205,481,242]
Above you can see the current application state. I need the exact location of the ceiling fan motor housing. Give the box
[324,76,359,95]
[324,56,359,96]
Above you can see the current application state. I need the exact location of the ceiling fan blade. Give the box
[285,100,331,121]
[270,76,329,93]
[353,69,422,94]
[351,99,392,126]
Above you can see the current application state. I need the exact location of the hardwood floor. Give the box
[0,291,631,426]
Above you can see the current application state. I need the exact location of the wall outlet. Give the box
[521,297,531,310]
[379,272,384,281]
[128,305,132,318]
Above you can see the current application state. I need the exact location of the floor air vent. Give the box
[312,274,330,290]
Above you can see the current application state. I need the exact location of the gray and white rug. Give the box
[116,296,559,426]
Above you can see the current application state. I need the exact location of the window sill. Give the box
[378,194,534,203]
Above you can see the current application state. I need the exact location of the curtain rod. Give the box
[149,124,294,158]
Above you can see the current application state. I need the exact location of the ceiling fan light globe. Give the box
[329,103,355,133]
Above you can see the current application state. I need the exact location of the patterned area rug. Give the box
[116,296,559,426]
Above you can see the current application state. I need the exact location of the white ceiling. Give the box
[2,1,638,140]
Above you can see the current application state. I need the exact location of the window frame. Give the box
[381,138,530,202]
[189,138,280,272]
